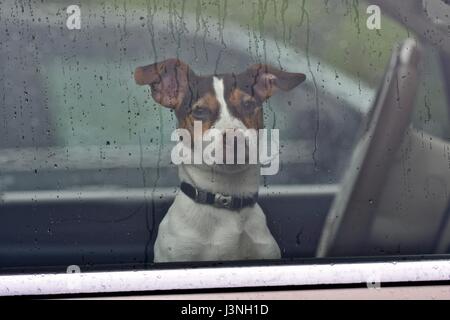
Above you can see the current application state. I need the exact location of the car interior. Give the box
[0,0,450,298]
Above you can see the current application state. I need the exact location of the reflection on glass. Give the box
[0,0,449,273]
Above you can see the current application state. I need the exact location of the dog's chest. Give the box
[170,192,257,238]
[154,189,281,262]
[153,165,278,262]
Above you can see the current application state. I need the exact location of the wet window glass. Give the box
[1,0,449,273]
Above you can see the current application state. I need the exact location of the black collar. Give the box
[180,182,258,211]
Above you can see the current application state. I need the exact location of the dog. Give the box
[134,59,305,262]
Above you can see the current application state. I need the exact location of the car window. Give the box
[1,0,450,280]
[412,45,450,140]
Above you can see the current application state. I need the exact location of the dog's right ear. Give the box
[134,59,195,109]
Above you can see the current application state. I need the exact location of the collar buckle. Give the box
[214,193,234,209]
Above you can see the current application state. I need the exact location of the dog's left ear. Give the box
[243,64,306,101]
[134,59,195,109]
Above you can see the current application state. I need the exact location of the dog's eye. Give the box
[192,106,211,120]
[242,99,257,112]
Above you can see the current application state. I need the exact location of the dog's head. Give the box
[135,59,305,166]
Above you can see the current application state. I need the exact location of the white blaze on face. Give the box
[212,77,247,132]
[212,77,249,165]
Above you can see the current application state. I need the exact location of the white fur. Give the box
[212,77,247,132]
[153,77,281,263]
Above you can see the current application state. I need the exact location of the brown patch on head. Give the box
[135,59,305,138]
[135,59,223,137]
[221,64,306,130]
[179,92,221,135]
[227,88,264,129]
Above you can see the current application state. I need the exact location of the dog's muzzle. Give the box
[180,182,258,211]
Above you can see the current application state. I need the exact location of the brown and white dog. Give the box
[134,59,305,262]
